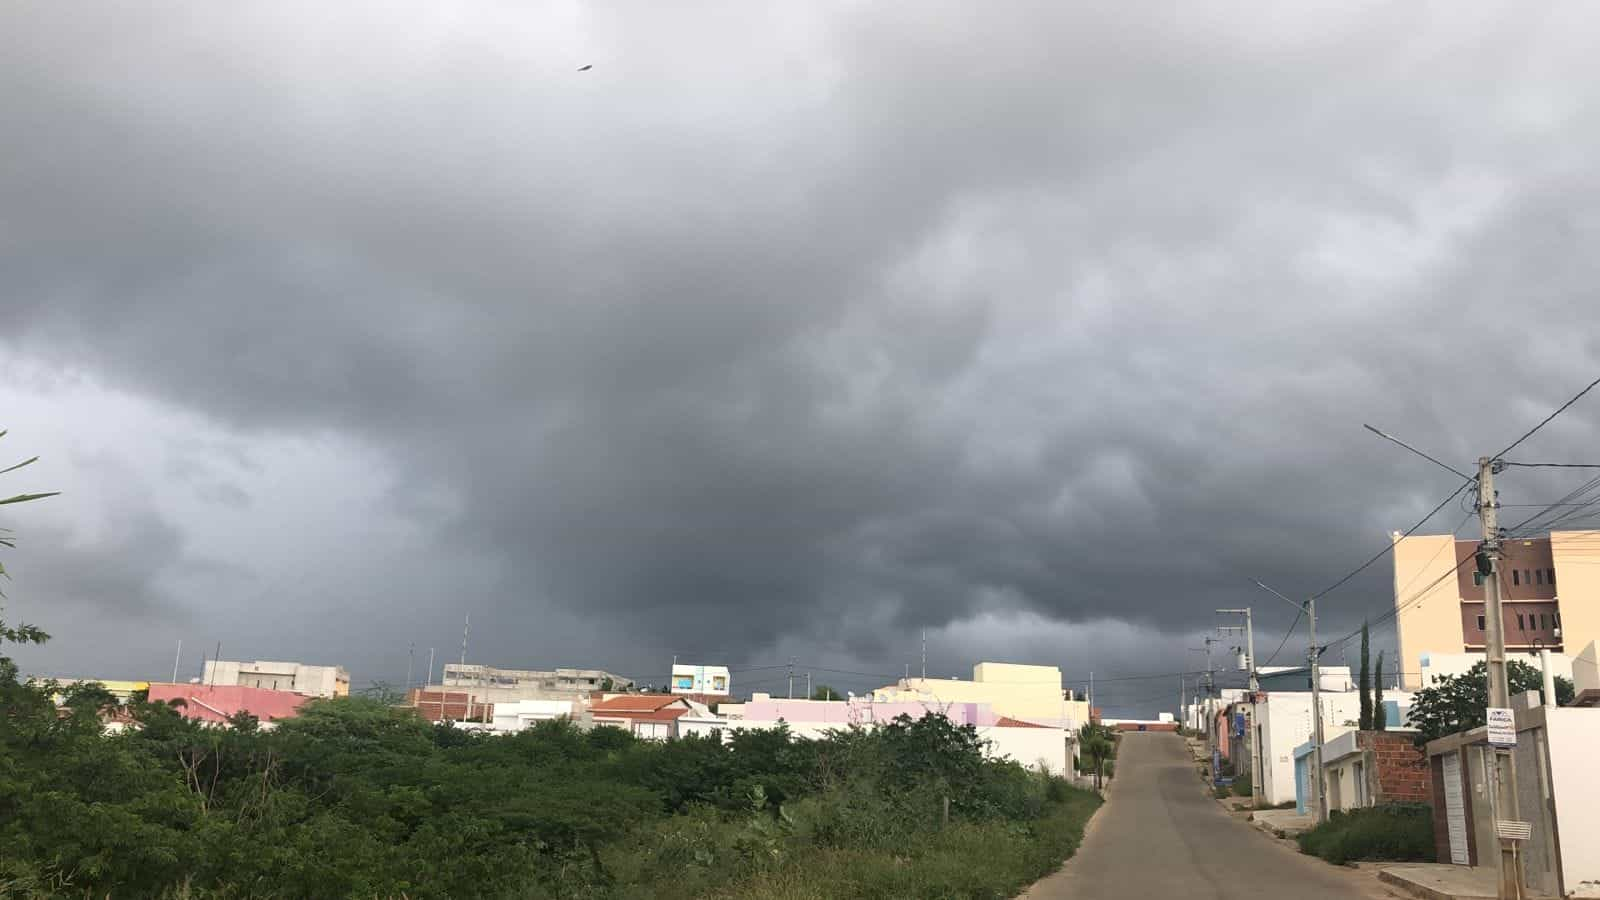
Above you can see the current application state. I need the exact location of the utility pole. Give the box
[1308,597,1327,824]
[1218,607,1262,807]
[1478,456,1524,900]
[806,671,812,699]
[171,639,182,684]
[1179,676,1186,731]
[788,658,795,699]
[460,614,470,668]
[406,643,414,695]
[921,629,927,681]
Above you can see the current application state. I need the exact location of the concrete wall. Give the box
[679,714,1068,775]
[1546,707,1600,890]
[1575,640,1599,694]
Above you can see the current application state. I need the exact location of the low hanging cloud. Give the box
[3,2,1600,710]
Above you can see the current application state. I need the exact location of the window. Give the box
[1540,613,1550,630]
[1517,613,1526,630]
[1555,612,1562,628]
[1549,568,1557,587]
[1513,570,1520,586]
[1536,568,1544,585]
[1477,615,1486,631]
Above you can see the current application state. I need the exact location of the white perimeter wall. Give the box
[1547,708,1600,890]
[678,718,1067,776]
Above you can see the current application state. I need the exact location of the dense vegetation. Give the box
[0,672,1098,898]
[1296,804,1434,865]
[1408,660,1574,743]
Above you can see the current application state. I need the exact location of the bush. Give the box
[1231,771,1252,798]
[1296,804,1434,865]
[1212,785,1230,799]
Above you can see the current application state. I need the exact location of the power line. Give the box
[1261,607,1304,668]
[1493,373,1600,459]
[1502,462,1600,469]
[1311,478,1475,600]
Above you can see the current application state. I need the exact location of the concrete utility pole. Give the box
[1179,677,1186,731]
[921,629,927,680]
[172,639,182,684]
[1218,608,1262,806]
[1478,456,1524,900]
[1308,597,1327,824]
[788,657,795,699]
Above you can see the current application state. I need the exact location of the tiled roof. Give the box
[594,707,689,723]
[995,716,1048,728]
[147,684,310,724]
[591,694,685,713]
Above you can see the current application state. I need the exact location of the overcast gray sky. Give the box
[4,2,1600,714]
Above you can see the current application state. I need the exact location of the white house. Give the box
[1254,690,1362,806]
[488,699,577,734]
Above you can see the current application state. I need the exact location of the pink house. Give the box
[147,683,311,725]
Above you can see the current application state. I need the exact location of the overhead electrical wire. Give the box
[1493,374,1600,459]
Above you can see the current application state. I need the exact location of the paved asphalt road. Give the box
[1021,732,1387,899]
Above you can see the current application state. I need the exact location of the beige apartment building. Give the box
[1393,530,1600,690]
[871,661,1091,729]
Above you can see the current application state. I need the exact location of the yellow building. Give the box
[1393,529,1600,690]
[871,661,1090,729]
[44,678,150,704]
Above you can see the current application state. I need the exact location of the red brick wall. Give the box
[1360,731,1430,804]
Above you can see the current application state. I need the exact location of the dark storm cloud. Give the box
[4,1,1600,691]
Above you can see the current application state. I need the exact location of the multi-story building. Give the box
[1393,530,1600,690]
[670,664,729,696]
[437,663,632,705]
[870,662,1090,730]
[201,660,349,698]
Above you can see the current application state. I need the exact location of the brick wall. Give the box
[1360,731,1430,804]
[405,689,493,723]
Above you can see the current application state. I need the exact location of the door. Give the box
[1442,752,1469,866]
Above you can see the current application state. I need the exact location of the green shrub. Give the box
[1296,804,1434,865]
[1231,771,1252,797]
[1212,785,1230,799]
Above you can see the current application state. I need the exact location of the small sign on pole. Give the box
[1486,707,1517,748]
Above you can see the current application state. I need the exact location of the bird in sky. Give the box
[577,65,593,71]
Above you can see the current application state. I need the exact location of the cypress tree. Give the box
[1358,620,1373,730]
[1374,651,1387,730]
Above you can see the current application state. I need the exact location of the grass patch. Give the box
[1296,804,1434,866]
[698,787,1102,900]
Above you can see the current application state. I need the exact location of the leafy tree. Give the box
[1373,652,1387,730]
[1409,660,1575,743]
[810,684,839,701]
[1077,723,1115,790]
[1358,621,1372,730]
